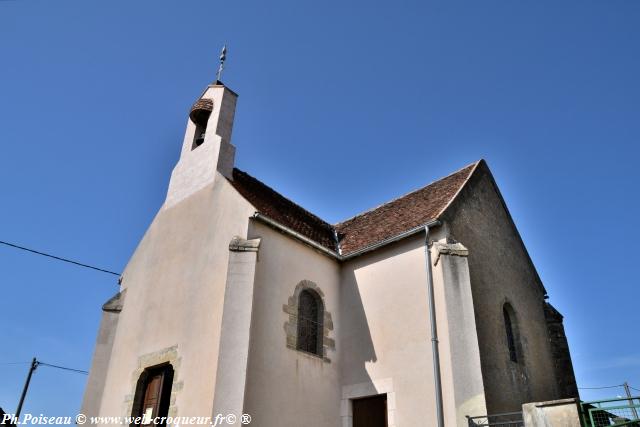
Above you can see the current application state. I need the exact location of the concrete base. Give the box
[522,398,581,427]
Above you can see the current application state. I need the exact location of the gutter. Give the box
[252,213,341,260]
[252,212,440,261]
[341,220,440,260]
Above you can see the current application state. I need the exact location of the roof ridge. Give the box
[334,160,481,226]
[232,168,334,231]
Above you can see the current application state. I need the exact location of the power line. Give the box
[578,384,624,390]
[13,357,88,417]
[0,239,120,276]
[38,361,88,375]
[0,360,88,374]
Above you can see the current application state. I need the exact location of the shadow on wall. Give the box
[340,266,378,388]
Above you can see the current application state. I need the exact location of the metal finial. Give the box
[215,45,227,82]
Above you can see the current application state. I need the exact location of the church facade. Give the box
[81,80,577,427]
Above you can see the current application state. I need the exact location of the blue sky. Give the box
[1,0,639,417]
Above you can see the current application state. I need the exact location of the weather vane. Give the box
[215,45,227,82]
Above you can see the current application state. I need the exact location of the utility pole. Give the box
[623,381,639,420]
[15,358,38,419]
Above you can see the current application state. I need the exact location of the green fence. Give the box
[581,396,640,426]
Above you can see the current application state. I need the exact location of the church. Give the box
[80,75,578,427]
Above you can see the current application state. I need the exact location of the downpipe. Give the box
[425,224,445,427]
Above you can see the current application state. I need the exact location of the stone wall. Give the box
[544,303,579,398]
[443,162,567,413]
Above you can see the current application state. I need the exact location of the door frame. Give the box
[341,378,396,427]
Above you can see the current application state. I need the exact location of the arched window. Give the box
[131,364,173,426]
[503,303,521,363]
[297,289,324,356]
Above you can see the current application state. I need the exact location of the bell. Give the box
[194,132,206,147]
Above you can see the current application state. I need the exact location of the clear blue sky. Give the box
[1,0,639,417]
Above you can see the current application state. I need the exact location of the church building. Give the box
[81,76,577,427]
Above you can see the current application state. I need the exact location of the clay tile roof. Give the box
[230,168,338,251]
[335,162,478,255]
[230,161,479,257]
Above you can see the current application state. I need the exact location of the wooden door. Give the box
[141,372,164,423]
[353,394,387,427]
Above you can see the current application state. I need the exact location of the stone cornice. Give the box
[228,236,261,252]
[432,241,469,266]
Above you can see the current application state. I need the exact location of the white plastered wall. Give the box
[242,221,342,427]
[340,235,437,427]
[94,175,255,425]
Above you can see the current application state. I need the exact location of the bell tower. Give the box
[165,47,238,208]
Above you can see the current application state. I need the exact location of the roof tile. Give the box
[229,161,478,257]
[335,162,477,254]
[230,169,338,251]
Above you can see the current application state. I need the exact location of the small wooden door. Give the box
[353,394,387,427]
[131,364,173,427]
[141,372,164,423]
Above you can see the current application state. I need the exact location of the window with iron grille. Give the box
[297,289,324,356]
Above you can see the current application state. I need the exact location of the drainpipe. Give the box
[424,223,445,427]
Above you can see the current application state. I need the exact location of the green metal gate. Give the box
[580,396,640,426]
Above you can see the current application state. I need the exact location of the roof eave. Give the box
[252,212,441,262]
[341,220,441,260]
[252,212,341,260]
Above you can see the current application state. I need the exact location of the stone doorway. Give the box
[352,394,387,427]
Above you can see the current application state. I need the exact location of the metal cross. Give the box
[216,45,227,82]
